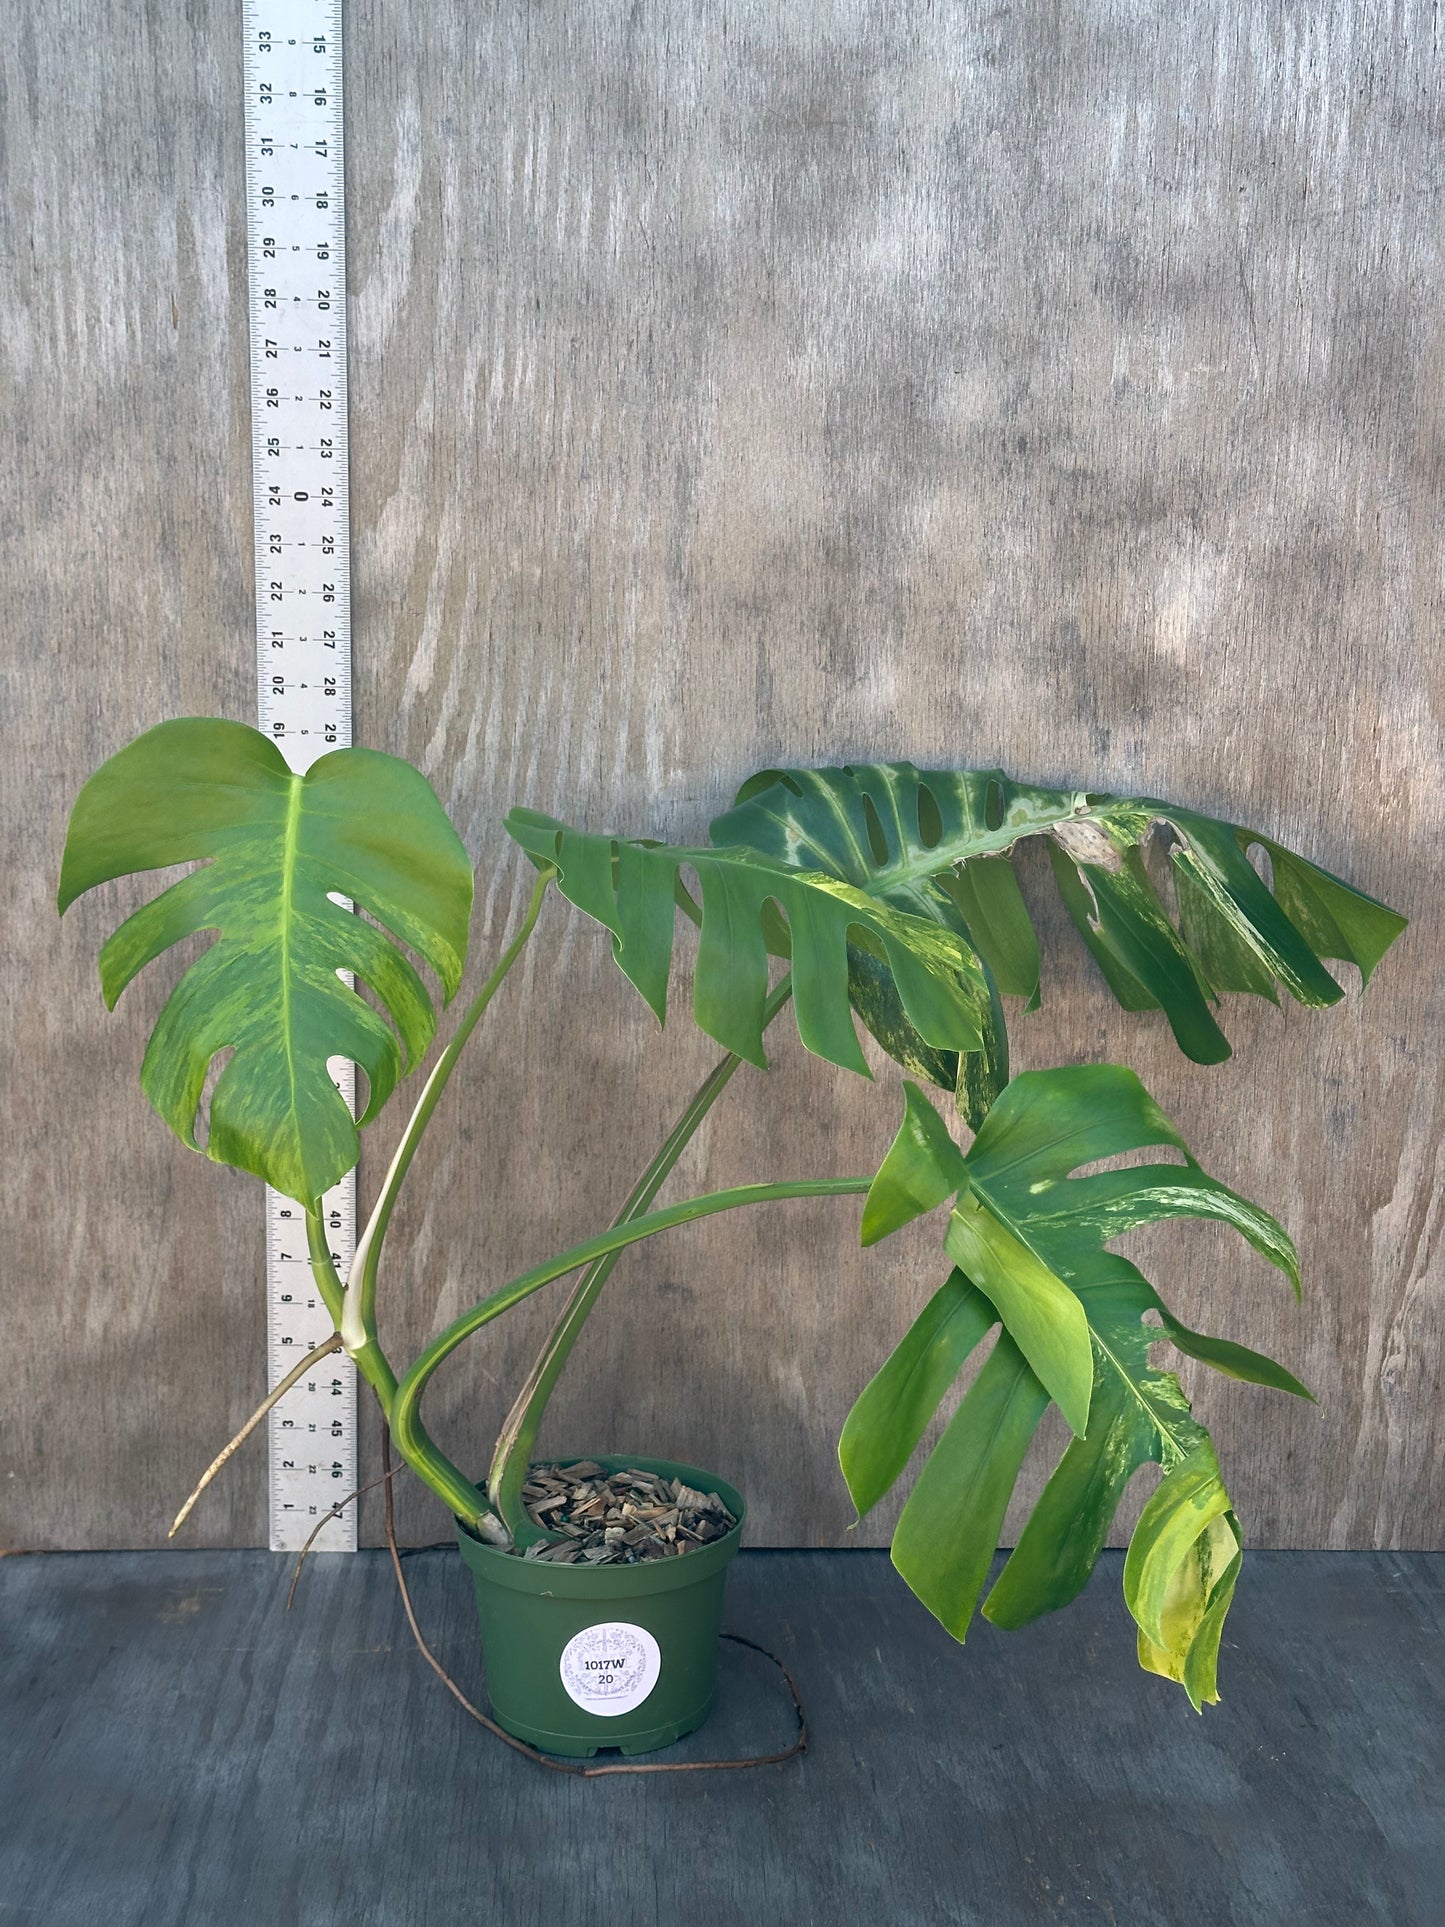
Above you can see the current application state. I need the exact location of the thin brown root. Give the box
[379,1426,807,1777]
[169,1333,345,1538]
[285,1463,399,1611]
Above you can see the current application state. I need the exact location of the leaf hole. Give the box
[345,898,455,1009]
[193,1046,236,1151]
[1138,827,1181,921]
[751,770,804,799]
[916,781,944,849]
[759,891,794,962]
[984,779,1005,832]
[1242,837,1275,889]
[327,1053,365,1123]
[676,863,704,927]
[732,768,789,807]
[1068,1145,1190,1179]
[861,792,891,867]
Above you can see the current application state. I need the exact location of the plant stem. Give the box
[302,1212,345,1328]
[389,1174,871,1528]
[307,1208,398,1408]
[333,862,557,1390]
[487,976,795,1540]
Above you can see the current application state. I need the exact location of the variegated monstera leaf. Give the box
[717,761,1406,1075]
[841,1067,1311,1709]
[60,719,474,1205]
[511,763,1404,1123]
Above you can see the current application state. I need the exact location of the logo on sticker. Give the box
[559,1621,661,1716]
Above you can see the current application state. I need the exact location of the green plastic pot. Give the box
[456,1455,746,1758]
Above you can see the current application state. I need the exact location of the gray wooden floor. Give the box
[2,1549,1440,1926]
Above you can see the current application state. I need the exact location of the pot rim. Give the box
[456,1453,746,1600]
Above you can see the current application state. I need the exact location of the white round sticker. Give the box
[558,1620,662,1716]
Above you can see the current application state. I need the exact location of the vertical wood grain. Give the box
[4,0,1440,1551]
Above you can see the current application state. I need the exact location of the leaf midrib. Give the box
[733,794,1098,894]
[1087,1321,1196,1465]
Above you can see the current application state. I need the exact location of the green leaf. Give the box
[1126,1462,1243,1711]
[860,1080,968,1246]
[506,807,992,1078]
[1160,810,1346,1007]
[944,1189,1095,1439]
[719,763,1405,1068]
[1047,838,1161,1013]
[889,1333,1050,1641]
[845,941,961,1096]
[1254,837,1407,987]
[1124,1444,1234,1648]
[1174,862,1279,1001]
[719,764,1054,1091]
[982,1361,1157,1631]
[515,764,1402,1088]
[1047,838,1230,1062]
[842,1068,1306,1699]
[1156,1309,1314,1401]
[952,971,1011,1133]
[838,1270,997,1519]
[962,1065,1301,1298]
[59,719,474,1205]
[939,857,1041,1004]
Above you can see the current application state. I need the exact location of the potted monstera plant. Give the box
[60,721,1404,1756]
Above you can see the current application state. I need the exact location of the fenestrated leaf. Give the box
[841,1068,1307,1701]
[506,808,993,1077]
[718,762,1406,1068]
[961,1065,1301,1299]
[718,764,1057,1095]
[60,719,474,1205]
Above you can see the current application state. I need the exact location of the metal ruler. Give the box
[242,0,357,1552]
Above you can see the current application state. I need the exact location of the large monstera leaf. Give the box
[60,719,474,1206]
[717,763,1406,1069]
[840,1068,1310,1709]
[506,808,994,1079]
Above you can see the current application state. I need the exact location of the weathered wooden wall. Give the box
[5,0,1440,1553]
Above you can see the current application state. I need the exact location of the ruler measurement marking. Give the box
[243,0,357,1553]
